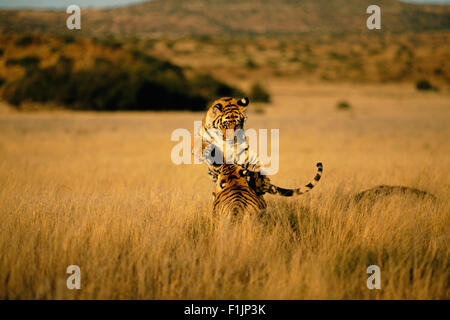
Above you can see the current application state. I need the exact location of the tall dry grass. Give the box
[0,83,448,299]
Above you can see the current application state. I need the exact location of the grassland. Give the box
[0,81,448,299]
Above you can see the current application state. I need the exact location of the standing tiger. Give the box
[213,163,323,216]
[193,97,271,196]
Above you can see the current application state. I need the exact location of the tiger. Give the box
[193,96,271,196]
[213,162,323,216]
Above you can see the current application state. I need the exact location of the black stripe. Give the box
[276,187,294,196]
[306,183,314,189]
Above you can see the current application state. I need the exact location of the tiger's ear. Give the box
[237,97,249,107]
[213,103,223,112]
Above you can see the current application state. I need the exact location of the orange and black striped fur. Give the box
[213,163,323,216]
[200,97,249,142]
[193,97,273,196]
[193,97,249,162]
[213,164,266,216]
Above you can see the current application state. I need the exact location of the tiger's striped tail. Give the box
[268,162,323,196]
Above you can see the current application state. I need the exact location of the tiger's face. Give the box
[215,165,250,194]
[202,97,249,138]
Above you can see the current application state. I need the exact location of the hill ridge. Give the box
[0,0,449,36]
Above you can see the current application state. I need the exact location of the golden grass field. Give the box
[0,81,449,299]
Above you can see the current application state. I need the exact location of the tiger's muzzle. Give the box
[220,118,243,131]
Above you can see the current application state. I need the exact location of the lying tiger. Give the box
[213,162,323,216]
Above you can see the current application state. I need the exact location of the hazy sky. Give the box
[0,0,448,9]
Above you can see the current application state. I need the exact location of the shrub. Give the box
[249,82,271,103]
[3,52,243,111]
[254,106,265,114]
[99,38,122,49]
[5,64,206,111]
[94,57,113,66]
[302,60,318,72]
[245,57,258,69]
[130,50,184,78]
[58,56,74,69]
[191,74,244,99]
[6,56,40,69]
[165,41,175,50]
[336,100,351,111]
[61,35,76,44]
[15,35,34,47]
[416,80,433,91]
[197,35,212,43]
[434,68,443,76]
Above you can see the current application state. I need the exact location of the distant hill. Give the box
[0,0,449,36]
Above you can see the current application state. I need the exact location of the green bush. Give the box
[249,82,271,103]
